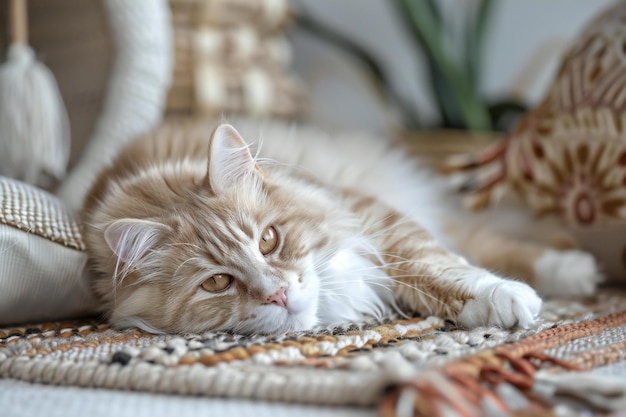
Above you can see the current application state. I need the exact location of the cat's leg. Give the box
[349,194,542,328]
[454,227,602,297]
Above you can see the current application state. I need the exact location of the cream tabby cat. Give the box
[83,120,544,334]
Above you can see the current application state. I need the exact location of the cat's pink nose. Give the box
[265,288,287,308]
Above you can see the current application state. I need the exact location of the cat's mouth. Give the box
[260,295,317,332]
[266,300,301,316]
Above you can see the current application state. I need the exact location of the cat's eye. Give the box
[201,274,233,292]
[259,225,279,255]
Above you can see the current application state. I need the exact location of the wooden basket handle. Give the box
[10,0,28,45]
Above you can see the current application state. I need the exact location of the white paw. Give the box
[534,249,603,297]
[458,279,542,329]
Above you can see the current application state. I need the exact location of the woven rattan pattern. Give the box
[0,177,84,251]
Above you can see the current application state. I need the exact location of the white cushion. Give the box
[0,176,99,324]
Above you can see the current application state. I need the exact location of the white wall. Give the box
[290,0,615,134]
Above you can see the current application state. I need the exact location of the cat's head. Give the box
[100,124,346,335]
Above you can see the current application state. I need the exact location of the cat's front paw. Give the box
[534,249,603,297]
[457,280,542,329]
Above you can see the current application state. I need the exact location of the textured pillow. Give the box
[444,2,626,281]
[0,176,99,325]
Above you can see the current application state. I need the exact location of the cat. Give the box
[81,119,598,335]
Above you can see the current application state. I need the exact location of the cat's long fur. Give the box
[82,119,598,334]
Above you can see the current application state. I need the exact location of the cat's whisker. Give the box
[388,280,448,307]
[172,257,202,280]
[358,252,413,262]
[358,255,446,269]
[319,272,449,308]
[167,242,203,251]
[356,213,412,236]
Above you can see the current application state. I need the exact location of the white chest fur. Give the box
[316,248,396,326]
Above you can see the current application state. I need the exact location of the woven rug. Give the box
[3,291,626,416]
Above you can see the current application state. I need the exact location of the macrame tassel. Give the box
[534,372,626,411]
[0,0,70,186]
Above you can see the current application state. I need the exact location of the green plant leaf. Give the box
[466,0,496,92]
[396,0,492,131]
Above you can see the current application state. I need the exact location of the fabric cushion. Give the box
[0,176,99,325]
[445,2,626,281]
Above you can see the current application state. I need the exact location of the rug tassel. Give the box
[0,0,70,186]
[534,372,626,411]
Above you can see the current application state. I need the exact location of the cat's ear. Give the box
[206,123,262,193]
[104,219,171,267]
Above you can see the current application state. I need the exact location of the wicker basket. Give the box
[167,0,307,118]
[0,0,306,172]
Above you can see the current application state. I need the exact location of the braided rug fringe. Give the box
[379,310,626,417]
[0,357,382,406]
